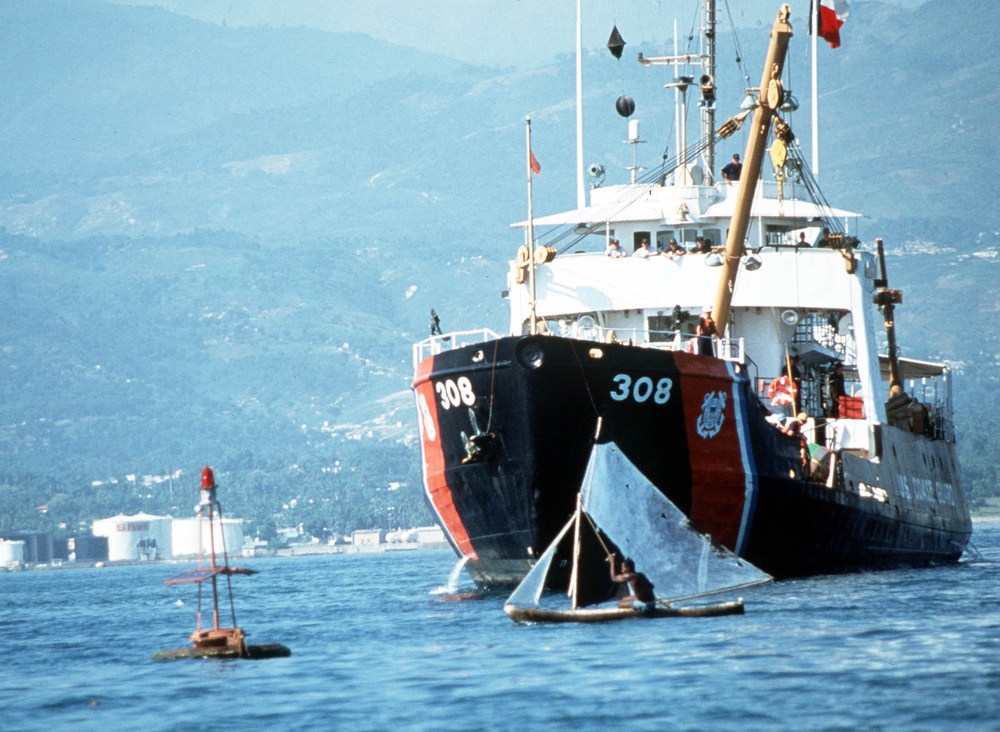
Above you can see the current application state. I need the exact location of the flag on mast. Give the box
[813,0,850,49]
[530,149,541,175]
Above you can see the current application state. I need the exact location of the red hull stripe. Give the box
[413,356,477,560]
[673,353,748,551]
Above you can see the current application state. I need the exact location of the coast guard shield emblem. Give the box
[696,391,727,439]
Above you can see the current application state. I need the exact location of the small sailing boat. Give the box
[504,439,771,624]
[153,467,290,660]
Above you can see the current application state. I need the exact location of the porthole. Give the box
[516,339,545,369]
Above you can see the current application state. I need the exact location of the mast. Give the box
[711,5,793,332]
[575,0,586,209]
[703,0,717,178]
[526,117,538,335]
[569,493,583,610]
[637,0,718,180]
[811,0,820,177]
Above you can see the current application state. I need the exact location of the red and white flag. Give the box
[529,149,541,175]
[814,0,850,49]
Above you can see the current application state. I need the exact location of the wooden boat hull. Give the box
[152,643,292,661]
[504,599,744,624]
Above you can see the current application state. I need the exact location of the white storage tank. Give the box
[414,526,446,544]
[92,513,173,561]
[171,517,245,559]
[0,539,25,567]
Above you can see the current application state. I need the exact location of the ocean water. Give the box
[2,526,998,732]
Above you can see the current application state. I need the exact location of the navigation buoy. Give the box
[153,466,290,661]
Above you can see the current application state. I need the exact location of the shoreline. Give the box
[7,521,1000,572]
[1,541,453,572]
[972,514,1000,525]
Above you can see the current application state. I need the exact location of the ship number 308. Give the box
[435,376,476,410]
[610,374,673,405]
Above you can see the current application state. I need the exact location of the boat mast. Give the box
[712,5,793,331]
[569,493,583,610]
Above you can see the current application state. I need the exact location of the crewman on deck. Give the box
[606,239,627,258]
[782,354,803,404]
[780,412,812,475]
[721,153,743,184]
[665,238,686,259]
[781,412,806,437]
[696,307,717,356]
[824,362,847,418]
[634,239,654,258]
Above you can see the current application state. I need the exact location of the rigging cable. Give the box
[536,128,726,257]
[720,0,754,100]
[784,143,848,236]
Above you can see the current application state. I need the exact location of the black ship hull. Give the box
[413,335,971,588]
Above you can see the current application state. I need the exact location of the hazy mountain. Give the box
[0,0,996,525]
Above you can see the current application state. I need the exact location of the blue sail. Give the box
[504,511,576,609]
[581,442,771,603]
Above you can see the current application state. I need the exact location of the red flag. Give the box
[530,149,541,175]
[814,0,850,49]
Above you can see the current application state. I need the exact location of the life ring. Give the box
[767,375,799,405]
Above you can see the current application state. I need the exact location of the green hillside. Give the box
[0,0,996,540]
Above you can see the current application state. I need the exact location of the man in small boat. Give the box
[721,153,742,184]
[606,239,627,258]
[609,557,657,612]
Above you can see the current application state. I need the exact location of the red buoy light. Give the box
[201,466,216,489]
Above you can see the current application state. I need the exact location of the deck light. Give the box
[779,93,799,113]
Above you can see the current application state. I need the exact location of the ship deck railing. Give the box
[414,327,745,369]
[654,335,744,362]
[413,328,502,368]
[905,376,955,442]
[586,327,745,363]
